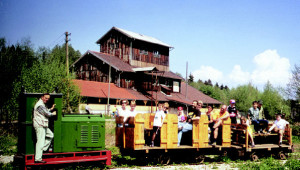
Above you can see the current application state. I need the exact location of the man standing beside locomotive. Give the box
[33,93,56,163]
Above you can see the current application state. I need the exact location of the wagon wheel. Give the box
[135,154,148,165]
[250,153,259,161]
[291,145,295,153]
[156,154,171,165]
[278,151,287,160]
[195,154,205,164]
[222,150,228,157]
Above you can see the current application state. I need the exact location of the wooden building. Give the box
[96,27,171,72]
[72,27,222,112]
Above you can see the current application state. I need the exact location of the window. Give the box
[140,48,148,55]
[153,50,160,58]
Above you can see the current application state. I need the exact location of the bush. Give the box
[0,133,17,155]
[291,122,300,136]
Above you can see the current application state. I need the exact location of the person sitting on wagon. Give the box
[206,105,215,143]
[116,99,130,126]
[178,100,201,146]
[240,115,255,148]
[211,105,229,146]
[268,113,289,146]
[257,100,268,129]
[227,99,240,125]
[177,106,186,129]
[151,103,166,147]
[128,101,137,118]
[163,102,169,114]
[248,101,268,133]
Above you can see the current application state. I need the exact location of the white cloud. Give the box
[192,66,223,84]
[191,49,291,89]
[229,65,251,85]
[251,49,291,87]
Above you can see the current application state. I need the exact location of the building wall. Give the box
[99,30,170,71]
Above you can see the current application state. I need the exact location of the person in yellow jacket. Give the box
[211,105,229,146]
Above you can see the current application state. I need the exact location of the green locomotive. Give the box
[15,92,111,169]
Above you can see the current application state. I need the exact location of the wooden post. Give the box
[222,118,231,147]
[245,128,249,150]
[133,114,145,149]
[65,31,71,113]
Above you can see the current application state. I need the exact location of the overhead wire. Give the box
[48,33,65,48]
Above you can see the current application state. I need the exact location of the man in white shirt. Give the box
[117,99,130,124]
[268,113,289,146]
[33,93,56,163]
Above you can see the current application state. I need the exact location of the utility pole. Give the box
[186,61,188,99]
[65,31,71,113]
[107,65,111,115]
[65,32,71,76]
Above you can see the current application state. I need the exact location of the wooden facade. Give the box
[74,53,181,93]
[97,28,170,71]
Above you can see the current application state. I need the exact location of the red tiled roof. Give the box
[162,71,184,80]
[73,80,222,105]
[126,89,149,101]
[146,71,184,80]
[145,90,193,105]
[180,82,222,105]
[167,93,193,105]
[73,79,144,100]
[73,50,134,72]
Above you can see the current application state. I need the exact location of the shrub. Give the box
[0,132,17,155]
[291,122,300,136]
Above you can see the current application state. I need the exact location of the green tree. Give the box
[11,43,82,113]
[0,38,37,122]
[229,83,261,113]
[11,58,81,113]
[51,44,81,66]
[261,81,290,119]
[287,64,300,100]
[1,39,82,122]
[188,73,194,83]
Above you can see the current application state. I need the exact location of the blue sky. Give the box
[1,0,299,90]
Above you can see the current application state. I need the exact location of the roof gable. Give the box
[96,27,173,48]
[72,50,134,72]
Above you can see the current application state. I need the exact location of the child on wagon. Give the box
[151,103,166,147]
[268,113,289,146]
[240,115,255,148]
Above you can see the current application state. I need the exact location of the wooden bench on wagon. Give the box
[115,114,145,150]
[143,113,178,148]
[231,123,292,152]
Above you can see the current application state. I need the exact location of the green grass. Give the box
[293,135,300,144]
[236,157,300,170]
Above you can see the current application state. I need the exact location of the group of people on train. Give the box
[177,99,289,147]
[114,98,289,148]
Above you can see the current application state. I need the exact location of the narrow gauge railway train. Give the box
[14,92,293,169]
[14,93,111,169]
[116,110,294,164]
